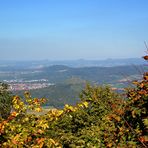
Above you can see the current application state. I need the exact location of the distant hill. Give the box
[44,58,146,67]
[0,64,147,84]
[35,64,147,84]
[0,58,146,70]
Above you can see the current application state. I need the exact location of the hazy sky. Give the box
[0,0,148,60]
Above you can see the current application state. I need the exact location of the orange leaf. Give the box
[143,55,148,60]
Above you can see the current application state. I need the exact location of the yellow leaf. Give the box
[132,110,136,118]
[49,138,56,145]
[35,107,42,112]
[107,143,112,147]
[83,101,89,108]
[116,116,121,122]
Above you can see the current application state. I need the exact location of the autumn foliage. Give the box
[0,53,148,147]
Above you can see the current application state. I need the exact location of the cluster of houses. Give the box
[2,79,54,91]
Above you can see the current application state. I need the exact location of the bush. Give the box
[0,83,12,119]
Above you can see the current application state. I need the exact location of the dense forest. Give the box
[0,54,148,147]
[17,83,83,108]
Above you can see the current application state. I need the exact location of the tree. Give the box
[100,51,148,147]
[0,82,12,119]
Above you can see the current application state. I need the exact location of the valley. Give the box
[0,60,147,108]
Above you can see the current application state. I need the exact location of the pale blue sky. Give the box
[0,0,148,60]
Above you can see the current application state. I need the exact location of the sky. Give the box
[0,0,148,60]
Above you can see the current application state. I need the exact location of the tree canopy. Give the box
[0,83,12,119]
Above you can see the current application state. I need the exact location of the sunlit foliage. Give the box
[0,53,147,147]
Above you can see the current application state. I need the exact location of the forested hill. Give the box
[36,64,147,84]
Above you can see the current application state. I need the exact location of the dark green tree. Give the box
[0,82,12,119]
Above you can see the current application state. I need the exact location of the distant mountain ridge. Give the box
[0,58,146,70]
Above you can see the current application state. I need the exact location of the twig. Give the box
[144,41,148,53]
